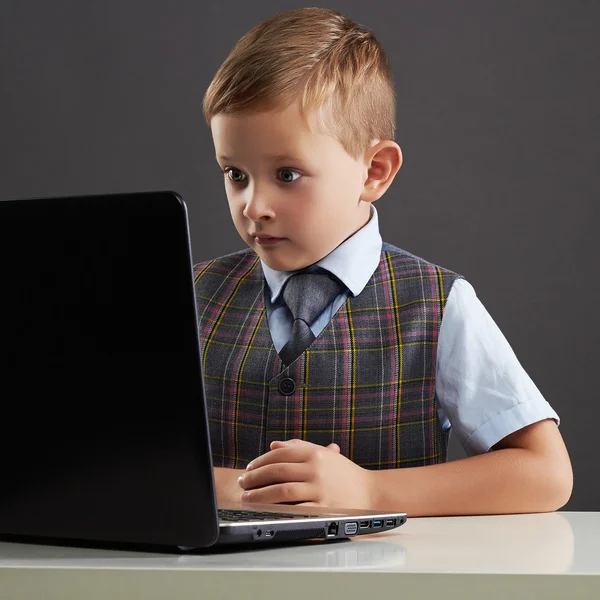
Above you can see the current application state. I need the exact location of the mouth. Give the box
[251,234,286,246]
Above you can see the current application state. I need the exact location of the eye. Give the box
[277,169,301,183]
[224,168,247,183]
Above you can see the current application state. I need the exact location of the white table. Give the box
[1,511,598,599]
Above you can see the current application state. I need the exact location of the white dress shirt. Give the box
[261,206,559,456]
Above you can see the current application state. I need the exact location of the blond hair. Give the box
[202,7,396,159]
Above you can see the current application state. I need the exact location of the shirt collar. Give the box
[261,205,383,303]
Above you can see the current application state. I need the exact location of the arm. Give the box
[370,418,573,516]
[213,466,246,503]
[238,419,573,515]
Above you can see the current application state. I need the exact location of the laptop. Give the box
[0,190,407,551]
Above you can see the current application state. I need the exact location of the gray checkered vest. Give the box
[194,243,463,469]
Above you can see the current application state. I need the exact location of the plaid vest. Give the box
[194,243,463,470]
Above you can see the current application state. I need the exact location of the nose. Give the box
[242,187,276,222]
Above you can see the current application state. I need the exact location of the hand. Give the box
[237,439,374,509]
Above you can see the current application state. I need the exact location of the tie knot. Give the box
[282,271,345,326]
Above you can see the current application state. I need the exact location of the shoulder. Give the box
[193,247,260,280]
[380,241,466,284]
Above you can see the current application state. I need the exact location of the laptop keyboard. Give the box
[218,508,313,522]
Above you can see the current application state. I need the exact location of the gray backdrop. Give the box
[1,0,598,510]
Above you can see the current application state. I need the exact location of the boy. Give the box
[194,7,572,516]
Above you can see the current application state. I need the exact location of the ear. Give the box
[360,140,403,203]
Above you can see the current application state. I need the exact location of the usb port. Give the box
[359,520,370,529]
[372,519,382,528]
[384,518,394,527]
[344,522,358,536]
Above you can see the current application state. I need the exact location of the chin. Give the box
[260,258,294,272]
[249,240,323,272]
[258,253,309,273]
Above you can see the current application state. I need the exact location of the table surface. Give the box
[1,511,598,600]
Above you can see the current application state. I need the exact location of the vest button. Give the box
[278,377,296,395]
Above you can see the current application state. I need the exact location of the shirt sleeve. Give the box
[435,278,559,456]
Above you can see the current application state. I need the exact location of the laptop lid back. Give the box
[0,191,219,548]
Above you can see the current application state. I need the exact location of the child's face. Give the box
[211,101,372,271]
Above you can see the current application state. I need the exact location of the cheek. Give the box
[226,192,242,217]
[226,196,246,230]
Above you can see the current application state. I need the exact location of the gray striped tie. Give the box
[279,271,345,366]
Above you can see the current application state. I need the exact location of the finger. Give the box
[327,443,341,453]
[241,481,316,505]
[270,438,311,451]
[246,446,312,471]
[239,462,310,491]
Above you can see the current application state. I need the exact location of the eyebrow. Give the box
[217,153,306,163]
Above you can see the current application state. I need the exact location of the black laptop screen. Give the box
[0,191,218,547]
